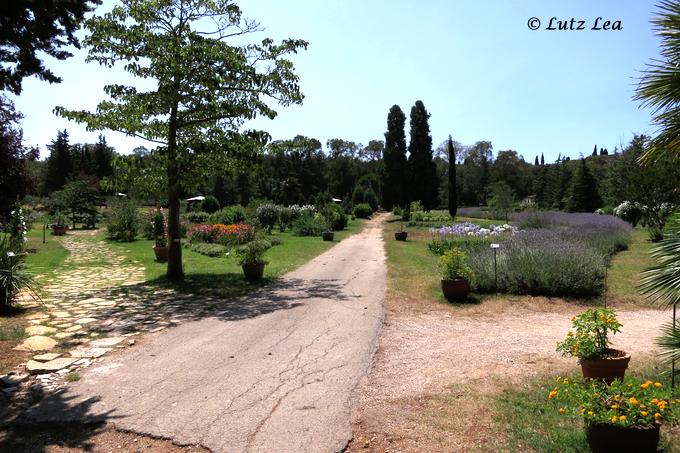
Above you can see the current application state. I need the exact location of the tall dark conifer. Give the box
[534,155,539,166]
[382,105,407,209]
[43,129,73,193]
[447,135,457,218]
[566,158,601,212]
[407,100,438,208]
[540,153,545,165]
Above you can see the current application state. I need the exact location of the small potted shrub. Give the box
[549,376,677,453]
[152,208,168,262]
[50,211,68,236]
[394,222,408,241]
[438,248,474,301]
[322,228,334,241]
[236,239,271,282]
[556,308,629,384]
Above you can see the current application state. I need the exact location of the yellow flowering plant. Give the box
[548,376,679,428]
[556,308,622,360]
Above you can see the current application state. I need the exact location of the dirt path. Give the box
[349,300,668,452]
[24,216,388,453]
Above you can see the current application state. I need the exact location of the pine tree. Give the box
[93,134,114,180]
[540,153,545,165]
[534,155,539,166]
[593,144,598,156]
[566,158,601,212]
[447,135,457,218]
[407,100,438,209]
[382,105,408,209]
[43,129,73,193]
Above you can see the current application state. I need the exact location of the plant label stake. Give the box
[491,243,500,291]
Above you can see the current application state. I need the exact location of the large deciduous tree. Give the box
[447,135,457,218]
[381,105,407,209]
[55,0,307,281]
[0,96,34,221]
[0,0,100,94]
[407,100,438,209]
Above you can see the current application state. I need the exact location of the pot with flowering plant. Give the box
[556,308,630,384]
[438,247,474,301]
[394,221,408,241]
[50,211,68,236]
[152,208,168,262]
[549,376,678,453]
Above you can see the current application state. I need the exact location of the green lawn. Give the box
[607,227,655,303]
[23,224,69,282]
[107,218,365,296]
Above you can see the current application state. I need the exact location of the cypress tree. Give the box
[593,144,598,156]
[382,105,407,209]
[447,135,457,218]
[93,134,114,180]
[540,153,545,165]
[566,158,601,212]
[407,100,438,209]
[534,155,539,166]
[43,129,73,193]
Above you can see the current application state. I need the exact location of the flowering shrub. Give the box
[7,207,27,252]
[256,204,281,233]
[428,222,517,255]
[614,201,644,227]
[556,309,622,360]
[549,376,678,428]
[187,223,255,246]
[289,204,316,219]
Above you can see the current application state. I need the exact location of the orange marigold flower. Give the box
[654,382,663,388]
[548,390,558,400]
[641,411,649,416]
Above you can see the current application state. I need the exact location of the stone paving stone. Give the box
[33,353,61,362]
[15,336,58,352]
[26,358,78,374]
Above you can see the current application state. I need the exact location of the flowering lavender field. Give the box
[430,212,632,297]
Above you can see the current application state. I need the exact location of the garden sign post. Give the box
[490,243,500,291]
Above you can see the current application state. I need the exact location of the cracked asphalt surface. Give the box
[25,216,387,453]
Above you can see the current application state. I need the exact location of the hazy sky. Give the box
[10,0,662,162]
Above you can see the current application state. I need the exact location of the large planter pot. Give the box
[153,245,168,262]
[242,263,265,282]
[586,423,659,453]
[394,231,408,241]
[441,279,471,301]
[580,349,631,384]
[51,225,68,236]
[322,231,334,242]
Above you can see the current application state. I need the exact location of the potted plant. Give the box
[236,239,271,282]
[50,211,68,236]
[152,208,168,262]
[322,229,334,241]
[438,248,474,301]
[394,222,408,241]
[556,308,630,384]
[549,376,677,453]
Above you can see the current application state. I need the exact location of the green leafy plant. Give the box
[0,235,37,311]
[152,208,167,247]
[353,203,373,219]
[200,195,220,214]
[255,204,281,233]
[187,242,228,257]
[235,239,271,266]
[292,214,328,237]
[209,205,247,225]
[321,203,348,231]
[556,309,622,360]
[438,248,474,281]
[548,376,678,428]
[106,198,140,242]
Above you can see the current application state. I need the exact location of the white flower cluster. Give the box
[10,208,28,242]
[290,204,316,218]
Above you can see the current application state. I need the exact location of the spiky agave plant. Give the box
[639,213,680,362]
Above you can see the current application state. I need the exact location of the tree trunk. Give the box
[166,104,183,282]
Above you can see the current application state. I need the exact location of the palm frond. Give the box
[639,213,680,308]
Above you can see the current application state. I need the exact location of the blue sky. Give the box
[11,0,662,162]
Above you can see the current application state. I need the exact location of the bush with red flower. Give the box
[187,222,255,247]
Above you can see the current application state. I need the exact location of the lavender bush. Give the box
[433,212,632,297]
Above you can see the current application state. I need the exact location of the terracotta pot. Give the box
[394,231,408,241]
[51,225,68,236]
[153,245,168,262]
[580,349,631,384]
[586,423,659,453]
[242,263,265,282]
[322,231,334,242]
[441,279,471,301]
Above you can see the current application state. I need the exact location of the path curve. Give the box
[26,216,388,453]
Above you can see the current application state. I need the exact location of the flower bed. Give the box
[187,223,255,247]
